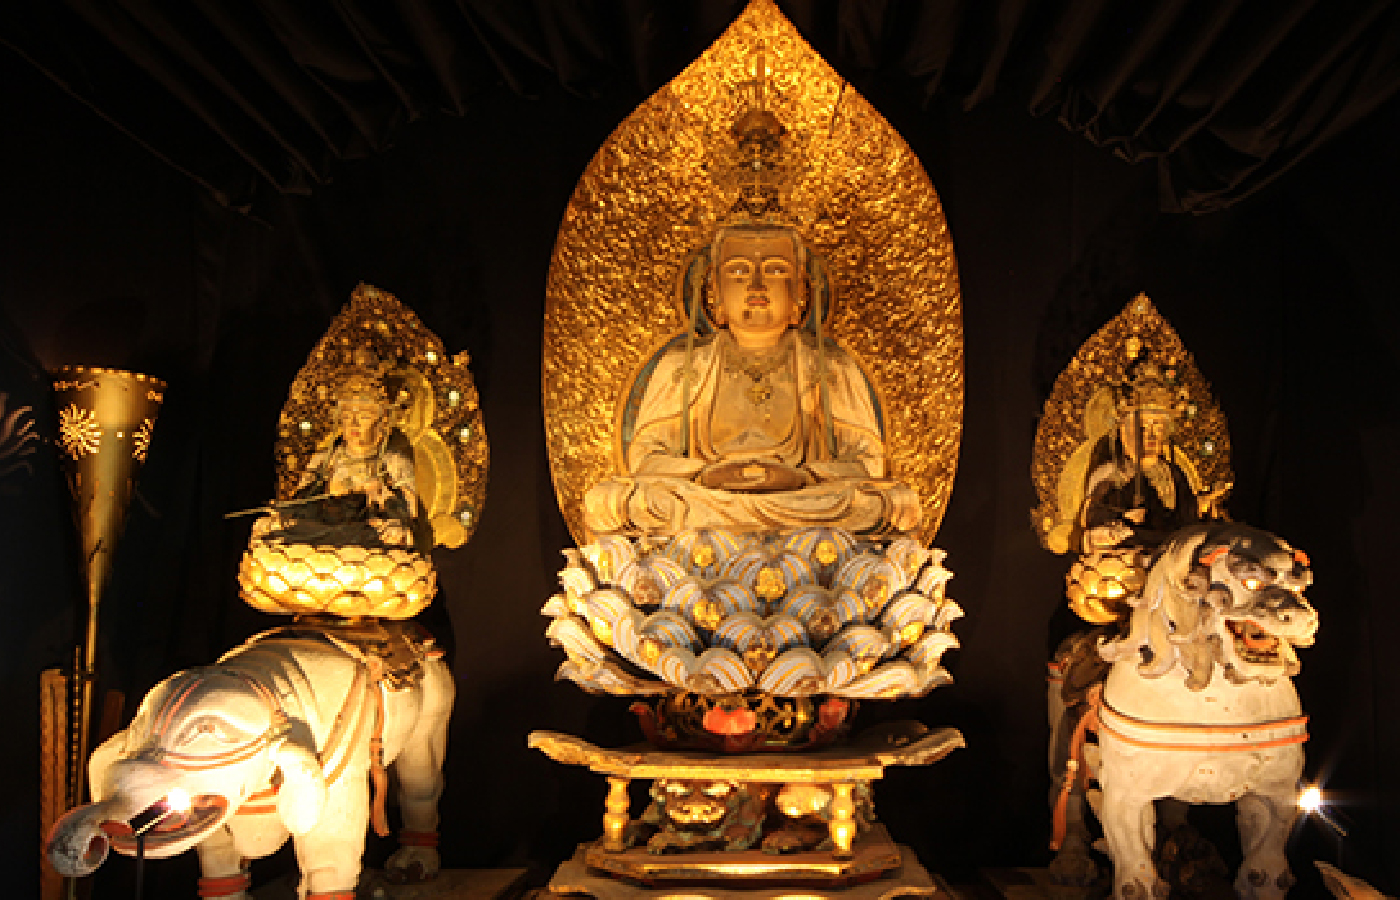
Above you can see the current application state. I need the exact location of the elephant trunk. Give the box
[46,796,139,877]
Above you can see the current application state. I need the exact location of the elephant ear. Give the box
[272,723,326,835]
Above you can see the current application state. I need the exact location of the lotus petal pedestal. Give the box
[530,725,962,897]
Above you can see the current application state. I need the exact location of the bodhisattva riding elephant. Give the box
[46,628,453,899]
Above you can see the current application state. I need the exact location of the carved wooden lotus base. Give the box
[1065,548,1146,624]
[238,538,436,618]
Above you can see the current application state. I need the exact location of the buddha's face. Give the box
[713,231,802,349]
[339,399,386,454]
[1120,409,1171,464]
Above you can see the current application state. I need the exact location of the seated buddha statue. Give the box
[257,370,431,552]
[583,222,920,538]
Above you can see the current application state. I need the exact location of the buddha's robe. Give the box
[583,330,919,536]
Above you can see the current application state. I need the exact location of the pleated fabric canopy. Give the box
[3,0,1399,215]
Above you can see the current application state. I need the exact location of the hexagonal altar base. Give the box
[548,837,943,900]
[585,823,902,887]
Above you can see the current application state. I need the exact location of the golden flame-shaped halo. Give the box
[1031,294,1234,554]
[542,0,963,545]
[275,284,488,548]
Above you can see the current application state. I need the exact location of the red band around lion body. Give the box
[198,873,252,897]
[399,829,439,847]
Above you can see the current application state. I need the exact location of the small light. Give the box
[299,421,313,434]
[447,390,461,407]
[425,350,438,363]
[1201,439,1216,456]
[167,788,191,813]
[458,425,473,443]
[1299,785,1323,813]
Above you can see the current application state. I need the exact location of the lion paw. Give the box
[384,846,440,884]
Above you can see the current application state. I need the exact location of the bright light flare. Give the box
[166,788,191,813]
[1298,785,1323,813]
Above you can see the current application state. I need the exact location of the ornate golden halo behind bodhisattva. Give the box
[275,283,488,548]
[541,0,963,546]
[1031,294,1233,554]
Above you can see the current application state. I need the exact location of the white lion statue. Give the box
[1065,523,1318,900]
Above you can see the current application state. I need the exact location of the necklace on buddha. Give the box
[725,345,790,406]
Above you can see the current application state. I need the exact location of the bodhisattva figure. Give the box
[1034,307,1236,894]
[1078,360,1227,564]
[583,222,920,538]
[1056,360,1232,737]
[256,369,431,553]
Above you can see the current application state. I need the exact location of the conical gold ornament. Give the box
[542,0,963,545]
[51,365,165,804]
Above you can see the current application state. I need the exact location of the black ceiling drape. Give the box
[3,0,1400,216]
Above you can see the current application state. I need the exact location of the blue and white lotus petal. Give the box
[546,615,608,665]
[581,588,636,648]
[781,528,858,578]
[684,579,760,631]
[885,537,930,586]
[639,610,700,653]
[880,592,939,650]
[834,660,923,699]
[712,612,765,652]
[712,613,807,654]
[916,548,953,597]
[543,525,960,701]
[833,553,904,618]
[540,593,570,619]
[663,528,751,580]
[616,555,688,607]
[908,631,960,670]
[558,658,672,696]
[758,648,827,695]
[821,650,862,690]
[824,625,890,668]
[582,534,637,583]
[655,646,754,694]
[723,548,816,609]
[558,552,598,614]
[933,598,964,631]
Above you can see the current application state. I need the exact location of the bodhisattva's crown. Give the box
[706,43,807,223]
[1116,360,1183,419]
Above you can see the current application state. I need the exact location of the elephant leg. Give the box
[385,660,453,883]
[1235,791,1297,899]
[195,825,252,900]
[294,772,370,897]
[1100,786,1166,900]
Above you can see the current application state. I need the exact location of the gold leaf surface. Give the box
[542,0,963,545]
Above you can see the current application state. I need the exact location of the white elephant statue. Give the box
[1070,523,1318,900]
[46,624,454,899]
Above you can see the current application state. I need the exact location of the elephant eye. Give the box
[177,716,248,747]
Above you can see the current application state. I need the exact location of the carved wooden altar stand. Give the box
[530,726,963,899]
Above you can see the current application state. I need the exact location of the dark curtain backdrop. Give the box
[4,0,1400,216]
[3,6,1400,900]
